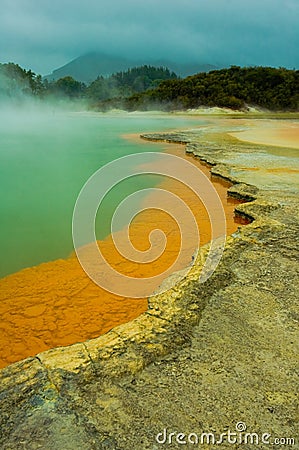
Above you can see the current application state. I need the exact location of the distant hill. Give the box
[44,53,134,83]
[153,60,218,78]
[44,52,219,83]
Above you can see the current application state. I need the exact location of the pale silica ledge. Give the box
[0,126,298,449]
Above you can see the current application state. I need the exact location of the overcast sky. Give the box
[0,0,298,75]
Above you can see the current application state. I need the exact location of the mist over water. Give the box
[0,103,204,277]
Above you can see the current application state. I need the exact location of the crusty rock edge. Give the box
[0,131,283,402]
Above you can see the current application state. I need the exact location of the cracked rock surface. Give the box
[1,125,298,449]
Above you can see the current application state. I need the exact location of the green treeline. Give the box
[86,65,177,102]
[0,62,298,111]
[0,62,45,98]
[122,66,299,111]
[0,63,85,100]
[0,62,176,102]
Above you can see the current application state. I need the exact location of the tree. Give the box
[53,76,86,98]
[120,66,299,111]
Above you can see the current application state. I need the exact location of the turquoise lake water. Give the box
[0,109,205,278]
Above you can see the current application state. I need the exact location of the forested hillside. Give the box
[0,63,44,98]
[86,66,177,102]
[121,66,299,111]
[0,63,177,103]
[1,62,298,112]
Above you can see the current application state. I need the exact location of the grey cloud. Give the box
[0,0,298,74]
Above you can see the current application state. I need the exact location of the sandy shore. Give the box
[229,120,299,149]
[124,112,299,150]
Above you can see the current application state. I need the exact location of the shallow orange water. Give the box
[0,141,249,368]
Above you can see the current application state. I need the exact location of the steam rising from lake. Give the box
[0,101,204,277]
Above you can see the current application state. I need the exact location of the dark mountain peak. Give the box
[44,53,220,84]
[45,53,138,83]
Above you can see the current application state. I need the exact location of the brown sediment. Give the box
[0,138,248,369]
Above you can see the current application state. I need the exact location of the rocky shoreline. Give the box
[1,127,298,449]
